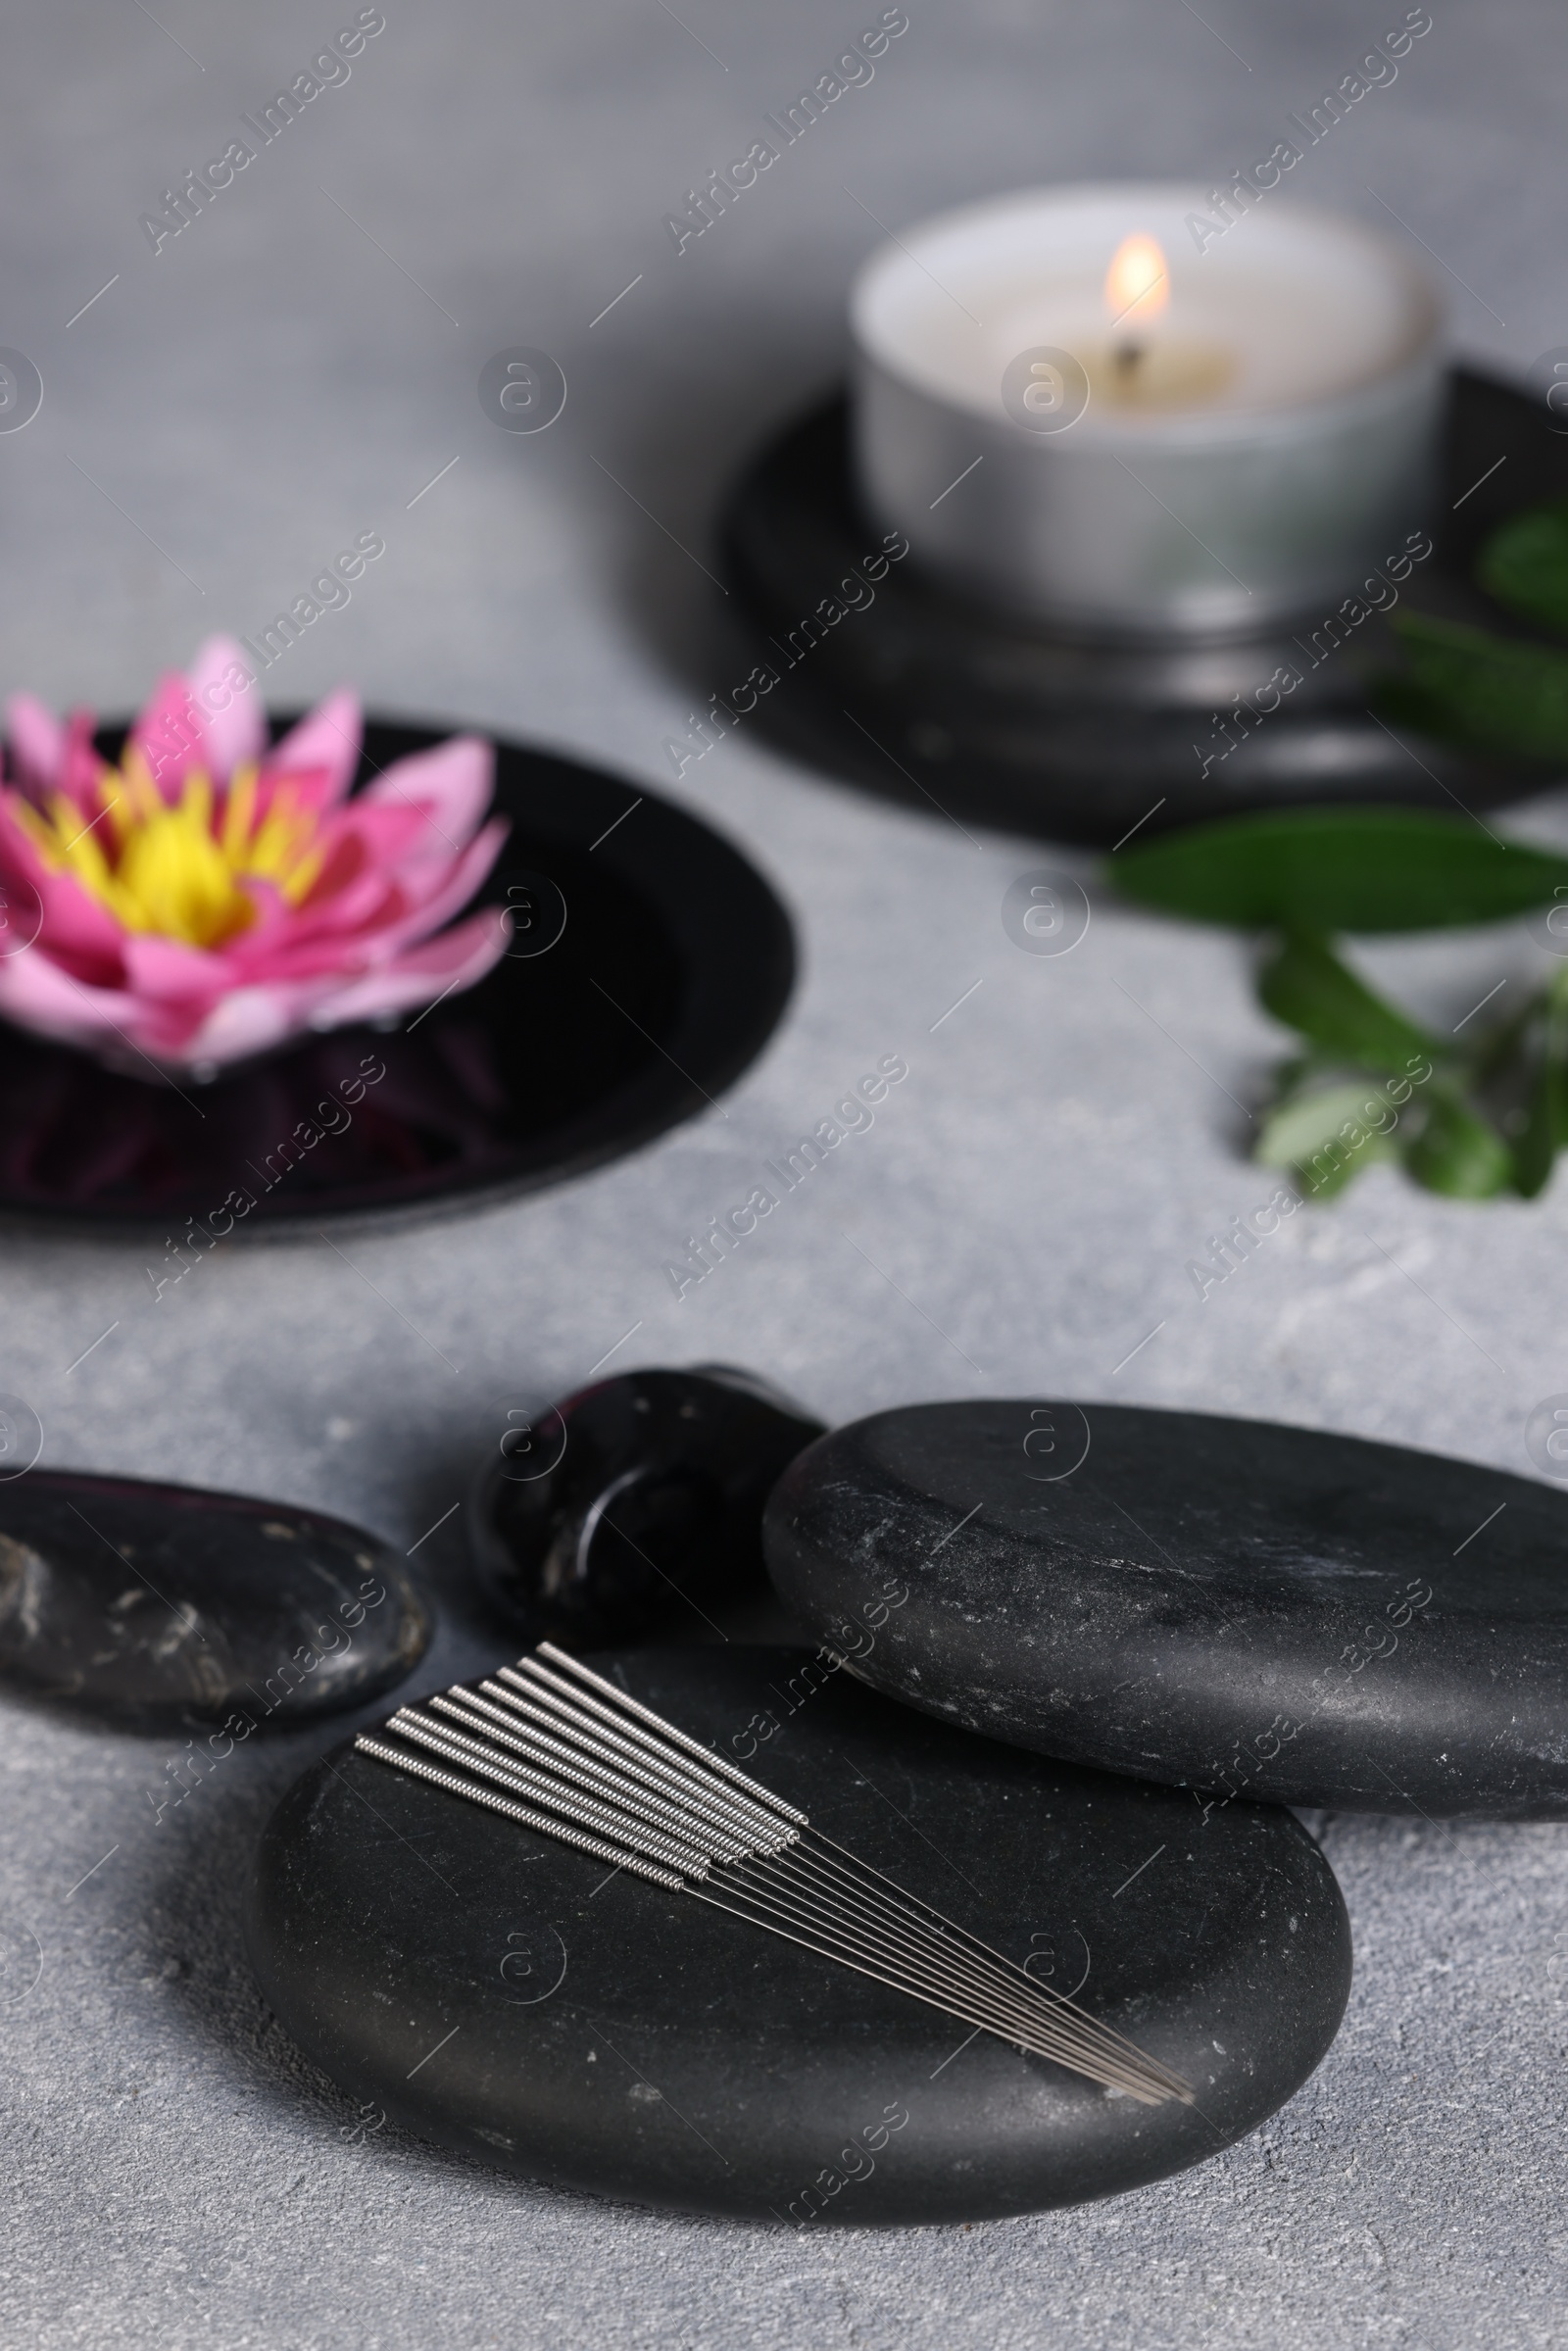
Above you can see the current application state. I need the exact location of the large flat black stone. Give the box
[763,1400,1568,1819]
[245,1646,1349,2225]
[0,1470,430,1726]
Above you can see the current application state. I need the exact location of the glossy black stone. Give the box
[469,1366,824,1644]
[0,1470,430,1725]
[0,725,793,1232]
[246,1646,1349,2223]
[764,1400,1568,1820]
[720,370,1550,847]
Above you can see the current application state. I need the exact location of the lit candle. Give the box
[852,185,1444,634]
[1087,233,1231,408]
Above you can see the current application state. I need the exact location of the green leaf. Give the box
[1258,931,1441,1070]
[1471,989,1540,1088]
[1513,973,1568,1197]
[1255,1080,1398,1198]
[1478,500,1568,638]
[1111,807,1568,934]
[1402,1085,1513,1199]
[1388,612,1568,762]
[1513,1042,1559,1198]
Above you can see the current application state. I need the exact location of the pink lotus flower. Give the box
[0,636,510,1075]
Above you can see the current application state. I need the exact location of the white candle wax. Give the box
[852,185,1445,633]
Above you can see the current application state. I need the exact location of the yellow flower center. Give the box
[12,751,327,948]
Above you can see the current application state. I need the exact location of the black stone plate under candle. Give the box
[763,1401,1568,1820]
[0,1469,429,1726]
[245,1647,1349,2224]
[0,727,793,1234]
[719,368,1557,847]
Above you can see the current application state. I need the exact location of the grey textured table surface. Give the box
[4,2,1568,2344]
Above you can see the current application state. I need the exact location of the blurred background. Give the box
[8,2,1552,730]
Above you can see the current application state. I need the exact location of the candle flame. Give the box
[1103,233,1169,326]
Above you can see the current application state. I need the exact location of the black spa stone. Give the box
[0,1469,430,1726]
[245,1647,1349,2225]
[763,1400,1568,1820]
[468,1365,824,1644]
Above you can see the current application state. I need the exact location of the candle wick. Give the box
[1113,339,1144,379]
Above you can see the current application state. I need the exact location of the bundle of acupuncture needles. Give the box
[356,1641,1191,2107]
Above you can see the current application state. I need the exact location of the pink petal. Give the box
[228,913,401,986]
[245,761,354,840]
[375,815,510,955]
[186,636,266,782]
[282,829,385,924]
[177,986,305,1067]
[0,795,61,885]
[61,713,112,815]
[361,736,494,858]
[262,873,402,958]
[0,947,134,1051]
[296,906,511,1028]
[318,798,440,873]
[241,814,507,974]
[0,801,125,980]
[5,694,64,794]
[225,830,407,965]
[129,673,209,799]
[121,933,230,1006]
[227,877,300,957]
[269,689,363,803]
[8,710,112,821]
[31,872,128,982]
[255,805,432,944]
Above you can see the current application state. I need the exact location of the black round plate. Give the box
[0,727,793,1233]
[720,369,1556,846]
[764,1400,1568,1819]
[245,1647,1350,2224]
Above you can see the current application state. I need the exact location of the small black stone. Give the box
[468,1365,823,1644]
[245,1646,1349,2224]
[0,1469,430,1726]
[763,1400,1568,1819]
